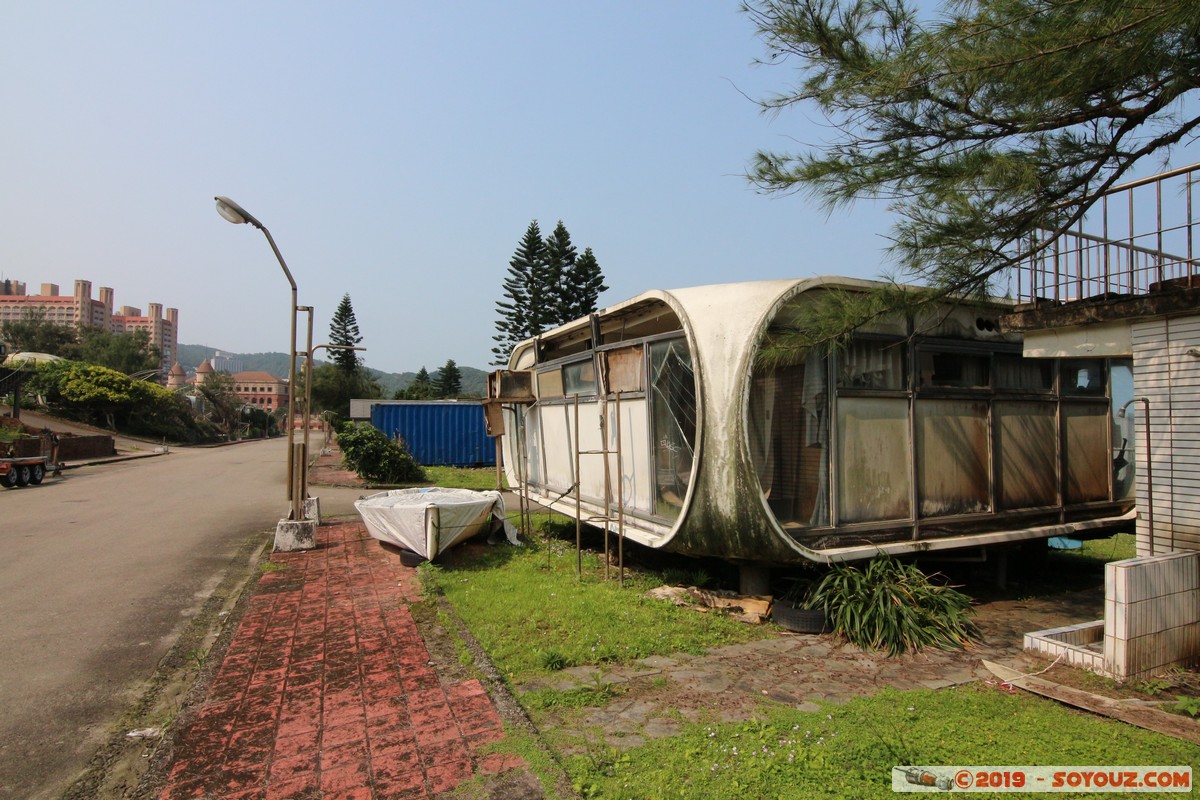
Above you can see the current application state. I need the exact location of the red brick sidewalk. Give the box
[158,522,530,799]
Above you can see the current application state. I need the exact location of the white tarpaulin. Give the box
[354,487,519,560]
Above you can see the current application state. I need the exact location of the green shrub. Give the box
[336,422,425,484]
[27,360,214,443]
[809,555,979,656]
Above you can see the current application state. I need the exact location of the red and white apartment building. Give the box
[0,279,178,374]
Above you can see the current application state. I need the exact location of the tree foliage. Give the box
[329,293,363,372]
[395,366,436,400]
[308,361,382,422]
[196,371,242,439]
[68,328,161,375]
[492,219,606,365]
[434,359,462,398]
[1,310,161,374]
[26,360,208,441]
[565,246,607,321]
[493,220,546,364]
[543,221,578,325]
[1,309,79,355]
[743,0,1200,348]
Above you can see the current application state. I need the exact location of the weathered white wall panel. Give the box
[1131,313,1200,555]
[609,399,651,515]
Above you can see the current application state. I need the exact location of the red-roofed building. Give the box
[231,370,289,413]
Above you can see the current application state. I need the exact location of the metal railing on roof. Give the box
[1013,162,1200,303]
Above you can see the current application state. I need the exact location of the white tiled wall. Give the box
[1104,551,1200,680]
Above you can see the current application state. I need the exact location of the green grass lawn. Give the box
[381,465,505,491]
[563,686,1199,799]
[422,527,1198,798]
[1065,532,1137,563]
[420,517,767,682]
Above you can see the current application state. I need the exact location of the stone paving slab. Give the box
[157,522,535,800]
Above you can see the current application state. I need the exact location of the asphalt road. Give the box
[0,437,364,800]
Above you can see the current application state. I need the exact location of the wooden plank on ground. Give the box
[982,660,1200,746]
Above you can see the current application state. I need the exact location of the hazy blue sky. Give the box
[1,3,1194,375]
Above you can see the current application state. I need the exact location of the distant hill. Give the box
[177,344,487,398]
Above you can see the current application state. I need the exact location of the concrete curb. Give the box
[60,451,168,469]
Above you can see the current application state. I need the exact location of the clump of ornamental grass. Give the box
[809,555,979,656]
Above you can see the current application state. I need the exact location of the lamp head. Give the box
[214,196,262,228]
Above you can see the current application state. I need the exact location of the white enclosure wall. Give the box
[1131,313,1200,554]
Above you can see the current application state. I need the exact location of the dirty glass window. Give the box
[837,397,911,523]
[537,368,564,399]
[916,400,990,516]
[836,339,905,390]
[748,347,830,529]
[994,355,1054,392]
[562,359,597,396]
[995,401,1058,509]
[649,338,696,520]
[917,351,990,389]
[1064,403,1110,503]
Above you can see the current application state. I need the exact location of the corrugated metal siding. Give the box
[370,402,495,467]
[1131,314,1200,554]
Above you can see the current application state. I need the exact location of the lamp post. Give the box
[214,196,303,521]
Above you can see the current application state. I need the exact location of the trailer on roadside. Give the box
[0,455,60,488]
[1,431,64,489]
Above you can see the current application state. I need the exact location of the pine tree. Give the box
[493,219,607,365]
[329,294,363,373]
[743,0,1200,347]
[543,220,578,326]
[492,220,546,365]
[563,247,606,320]
[434,359,462,398]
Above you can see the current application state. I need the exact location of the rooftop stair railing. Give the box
[1014,162,1200,304]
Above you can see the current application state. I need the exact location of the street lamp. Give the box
[214,196,303,521]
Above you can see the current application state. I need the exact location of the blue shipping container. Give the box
[370,402,495,467]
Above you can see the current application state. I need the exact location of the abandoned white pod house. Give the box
[495,277,1137,584]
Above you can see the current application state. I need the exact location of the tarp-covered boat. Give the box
[354,487,519,561]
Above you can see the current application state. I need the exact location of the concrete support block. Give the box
[303,496,321,526]
[274,518,317,552]
[740,564,770,597]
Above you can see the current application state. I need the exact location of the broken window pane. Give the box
[917,351,990,389]
[1110,360,1136,501]
[1062,359,1107,395]
[649,338,696,520]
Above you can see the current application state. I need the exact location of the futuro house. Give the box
[496,277,1135,571]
